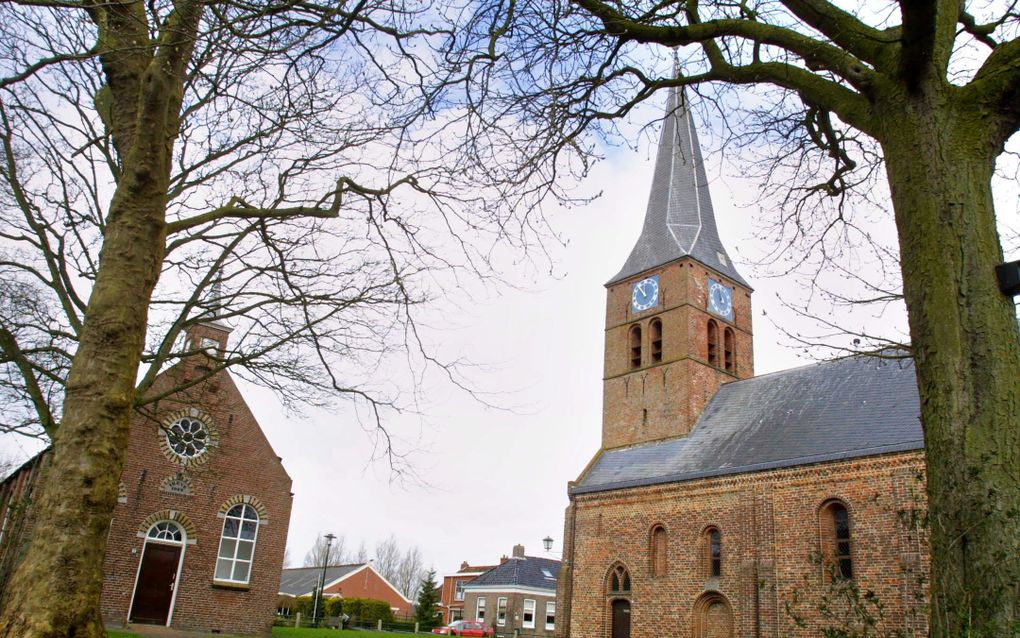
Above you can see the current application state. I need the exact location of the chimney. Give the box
[500,555,509,564]
[460,561,469,571]
[512,544,525,559]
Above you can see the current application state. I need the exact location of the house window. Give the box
[497,597,507,626]
[476,597,486,621]
[723,327,735,372]
[215,503,259,584]
[545,601,556,630]
[523,599,536,629]
[451,609,463,622]
[706,527,722,577]
[629,324,642,369]
[707,320,719,366]
[650,525,667,577]
[821,500,853,579]
[608,564,631,593]
[650,319,663,363]
[455,580,466,601]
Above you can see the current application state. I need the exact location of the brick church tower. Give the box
[602,87,753,449]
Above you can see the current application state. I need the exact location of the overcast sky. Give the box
[4,96,1018,586]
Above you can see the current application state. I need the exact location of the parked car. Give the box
[432,620,494,636]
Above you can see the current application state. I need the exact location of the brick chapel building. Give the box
[555,88,929,638]
[0,320,293,636]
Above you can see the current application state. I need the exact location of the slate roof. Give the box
[574,356,922,494]
[608,87,749,288]
[279,564,365,596]
[464,557,561,592]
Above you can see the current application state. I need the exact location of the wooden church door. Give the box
[129,543,181,624]
[611,599,631,638]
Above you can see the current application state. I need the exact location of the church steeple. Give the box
[609,87,748,288]
[600,87,753,450]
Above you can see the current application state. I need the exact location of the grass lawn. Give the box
[107,629,405,638]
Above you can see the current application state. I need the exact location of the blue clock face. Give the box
[707,279,733,320]
[631,276,660,312]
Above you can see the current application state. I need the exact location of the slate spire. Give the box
[608,86,749,287]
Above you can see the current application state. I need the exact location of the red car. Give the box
[432,620,494,637]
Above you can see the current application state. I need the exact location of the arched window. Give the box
[215,503,260,584]
[707,320,719,366]
[650,525,668,577]
[723,328,735,372]
[629,324,642,369]
[820,500,853,579]
[707,528,722,577]
[608,564,631,594]
[650,319,663,363]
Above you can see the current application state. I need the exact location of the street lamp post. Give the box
[312,533,336,627]
[542,536,553,552]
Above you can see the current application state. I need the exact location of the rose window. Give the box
[166,417,210,460]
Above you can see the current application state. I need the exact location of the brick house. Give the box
[439,561,499,624]
[0,320,293,636]
[278,563,413,617]
[556,88,929,638]
[462,545,560,638]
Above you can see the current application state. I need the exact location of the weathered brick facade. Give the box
[558,453,929,638]
[0,321,293,636]
[559,86,931,638]
[602,260,753,448]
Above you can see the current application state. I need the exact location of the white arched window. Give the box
[215,504,259,584]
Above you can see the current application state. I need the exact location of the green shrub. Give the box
[324,596,344,617]
[338,597,394,624]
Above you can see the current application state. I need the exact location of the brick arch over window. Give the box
[692,591,733,638]
[628,324,642,369]
[218,494,270,524]
[819,498,853,580]
[707,320,719,366]
[723,327,735,372]
[649,318,663,363]
[701,525,722,578]
[649,524,668,577]
[136,509,197,543]
[606,563,632,595]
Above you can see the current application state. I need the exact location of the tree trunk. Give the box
[0,92,172,638]
[880,93,1020,638]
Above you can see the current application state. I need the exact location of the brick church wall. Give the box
[97,324,293,636]
[562,452,929,638]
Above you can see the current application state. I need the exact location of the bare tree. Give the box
[373,535,403,585]
[0,0,556,635]
[449,1,1020,636]
[372,536,426,599]
[353,540,370,564]
[303,533,349,568]
[395,546,426,600]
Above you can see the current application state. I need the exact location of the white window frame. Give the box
[496,597,507,626]
[545,601,555,631]
[476,596,486,621]
[215,503,259,585]
[523,599,536,629]
[455,580,466,601]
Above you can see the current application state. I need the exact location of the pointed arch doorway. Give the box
[611,599,631,638]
